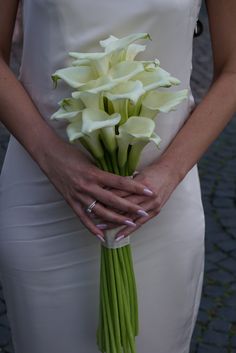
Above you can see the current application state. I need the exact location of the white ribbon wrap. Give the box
[102,226,130,249]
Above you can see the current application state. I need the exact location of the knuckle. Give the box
[154,197,162,208]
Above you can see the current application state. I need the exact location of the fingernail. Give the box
[137,209,149,217]
[124,220,136,227]
[115,235,125,242]
[96,234,105,243]
[143,188,153,196]
[96,223,108,230]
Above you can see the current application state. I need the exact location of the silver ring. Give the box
[85,200,97,214]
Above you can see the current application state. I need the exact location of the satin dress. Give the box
[0,0,205,352]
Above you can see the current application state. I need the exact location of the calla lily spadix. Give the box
[140,89,188,119]
[50,32,189,353]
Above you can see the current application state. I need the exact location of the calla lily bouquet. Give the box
[51,32,188,353]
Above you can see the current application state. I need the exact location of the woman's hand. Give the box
[39,139,155,241]
[100,161,182,241]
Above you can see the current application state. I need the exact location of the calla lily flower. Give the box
[51,66,96,88]
[69,51,110,76]
[77,61,144,94]
[116,116,161,173]
[102,32,151,53]
[50,98,84,121]
[140,89,188,119]
[104,80,145,124]
[66,108,121,163]
[131,66,180,91]
[72,91,103,110]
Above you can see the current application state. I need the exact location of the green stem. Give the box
[99,157,109,172]
[112,250,126,351]
[126,245,139,336]
[111,150,120,175]
[104,150,114,173]
[122,247,135,334]
[107,249,122,352]
[102,247,117,353]
[119,264,137,353]
[102,248,117,353]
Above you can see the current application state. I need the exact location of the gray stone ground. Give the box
[0,2,236,353]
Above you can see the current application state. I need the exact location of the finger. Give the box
[87,185,150,216]
[114,208,161,241]
[96,171,155,196]
[70,197,105,243]
[75,191,138,227]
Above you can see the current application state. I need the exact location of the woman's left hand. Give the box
[97,161,183,240]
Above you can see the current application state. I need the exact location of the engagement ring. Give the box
[85,200,97,214]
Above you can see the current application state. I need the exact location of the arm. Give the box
[0,1,64,164]
[0,1,154,241]
[112,0,236,240]
[155,0,236,179]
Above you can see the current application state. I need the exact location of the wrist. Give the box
[150,153,187,183]
[29,125,64,172]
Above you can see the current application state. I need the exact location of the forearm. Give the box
[0,56,62,166]
[155,71,236,180]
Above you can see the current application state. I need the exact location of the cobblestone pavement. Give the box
[1,2,236,353]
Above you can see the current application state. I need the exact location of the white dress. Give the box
[0,0,205,352]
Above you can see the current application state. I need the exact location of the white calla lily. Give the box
[72,91,103,110]
[125,43,146,60]
[50,98,84,121]
[132,66,180,91]
[104,80,145,124]
[140,89,188,119]
[76,62,144,94]
[71,58,91,67]
[69,51,109,76]
[78,76,119,93]
[103,33,151,53]
[117,116,161,173]
[52,66,95,88]
[66,108,121,166]
[104,80,145,104]
[99,35,118,48]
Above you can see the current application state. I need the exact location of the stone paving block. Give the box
[207,252,228,263]
[218,307,236,322]
[197,343,228,353]
[218,241,236,254]
[231,336,236,347]
[204,284,227,297]
[208,270,235,285]
[219,258,236,273]
[208,318,232,333]
[203,328,229,346]
[204,260,218,272]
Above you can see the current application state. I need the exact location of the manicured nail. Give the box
[143,188,153,196]
[124,220,136,227]
[96,223,108,230]
[96,234,105,242]
[115,235,125,242]
[137,209,149,217]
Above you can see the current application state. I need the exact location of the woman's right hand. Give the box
[38,138,155,241]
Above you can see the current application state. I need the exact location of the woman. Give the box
[0,0,235,352]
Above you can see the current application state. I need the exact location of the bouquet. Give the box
[50,32,188,353]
